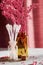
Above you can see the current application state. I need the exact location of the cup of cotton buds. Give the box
[6,23,21,60]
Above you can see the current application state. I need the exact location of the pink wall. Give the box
[38,0,43,47]
[33,0,43,48]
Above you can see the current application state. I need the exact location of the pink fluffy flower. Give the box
[0,0,38,32]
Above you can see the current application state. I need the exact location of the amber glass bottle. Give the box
[17,32,28,60]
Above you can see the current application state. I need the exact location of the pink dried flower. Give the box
[0,0,38,32]
[33,61,37,65]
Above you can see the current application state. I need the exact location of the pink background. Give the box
[0,0,43,48]
[27,0,43,48]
